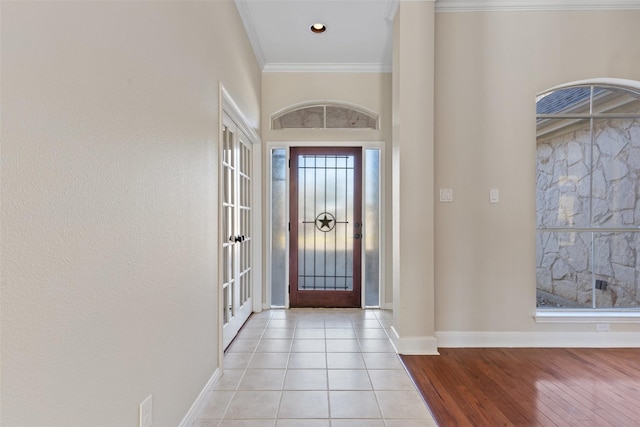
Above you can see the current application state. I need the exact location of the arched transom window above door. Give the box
[271,101,379,130]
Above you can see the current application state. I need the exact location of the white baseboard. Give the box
[389,326,439,355]
[436,331,640,348]
[178,367,221,427]
[382,302,393,310]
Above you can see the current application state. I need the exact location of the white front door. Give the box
[221,112,253,349]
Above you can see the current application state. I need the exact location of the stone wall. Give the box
[536,117,640,308]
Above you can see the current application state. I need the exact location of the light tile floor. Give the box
[191,308,438,427]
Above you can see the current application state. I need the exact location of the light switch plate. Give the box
[490,188,499,204]
[440,189,453,202]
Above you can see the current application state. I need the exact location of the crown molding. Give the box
[234,0,266,69]
[435,0,640,12]
[263,63,393,73]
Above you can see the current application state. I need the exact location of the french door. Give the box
[221,113,253,349]
[289,147,362,307]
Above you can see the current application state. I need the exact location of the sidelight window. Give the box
[269,146,382,307]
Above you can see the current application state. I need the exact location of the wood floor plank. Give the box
[403,356,475,426]
[538,351,640,424]
[401,348,640,427]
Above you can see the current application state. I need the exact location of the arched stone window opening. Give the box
[536,79,640,309]
[271,101,379,130]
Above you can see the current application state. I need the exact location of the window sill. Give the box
[534,310,640,324]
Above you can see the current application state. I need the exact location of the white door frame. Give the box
[218,84,262,360]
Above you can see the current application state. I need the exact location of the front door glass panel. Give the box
[298,153,355,291]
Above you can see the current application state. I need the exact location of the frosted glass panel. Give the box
[297,154,354,291]
[326,106,377,129]
[272,106,324,129]
[271,149,287,306]
[272,104,378,130]
[365,149,380,307]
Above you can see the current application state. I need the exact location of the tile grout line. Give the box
[212,309,434,426]
[219,312,267,423]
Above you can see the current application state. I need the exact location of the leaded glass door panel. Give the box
[289,147,362,307]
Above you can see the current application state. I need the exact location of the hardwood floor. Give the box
[401,348,640,427]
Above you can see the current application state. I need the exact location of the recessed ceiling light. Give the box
[310,23,327,34]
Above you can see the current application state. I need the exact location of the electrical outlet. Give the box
[140,395,152,427]
[596,323,610,332]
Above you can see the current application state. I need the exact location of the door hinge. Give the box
[288,159,291,168]
[288,222,290,231]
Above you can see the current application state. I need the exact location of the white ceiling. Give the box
[235,0,640,73]
[235,0,398,72]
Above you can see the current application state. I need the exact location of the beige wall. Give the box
[434,10,640,333]
[392,0,437,353]
[261,72,393,304]
[3,5,639,425]
[1,2,260,426]
[262,72,392,143]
